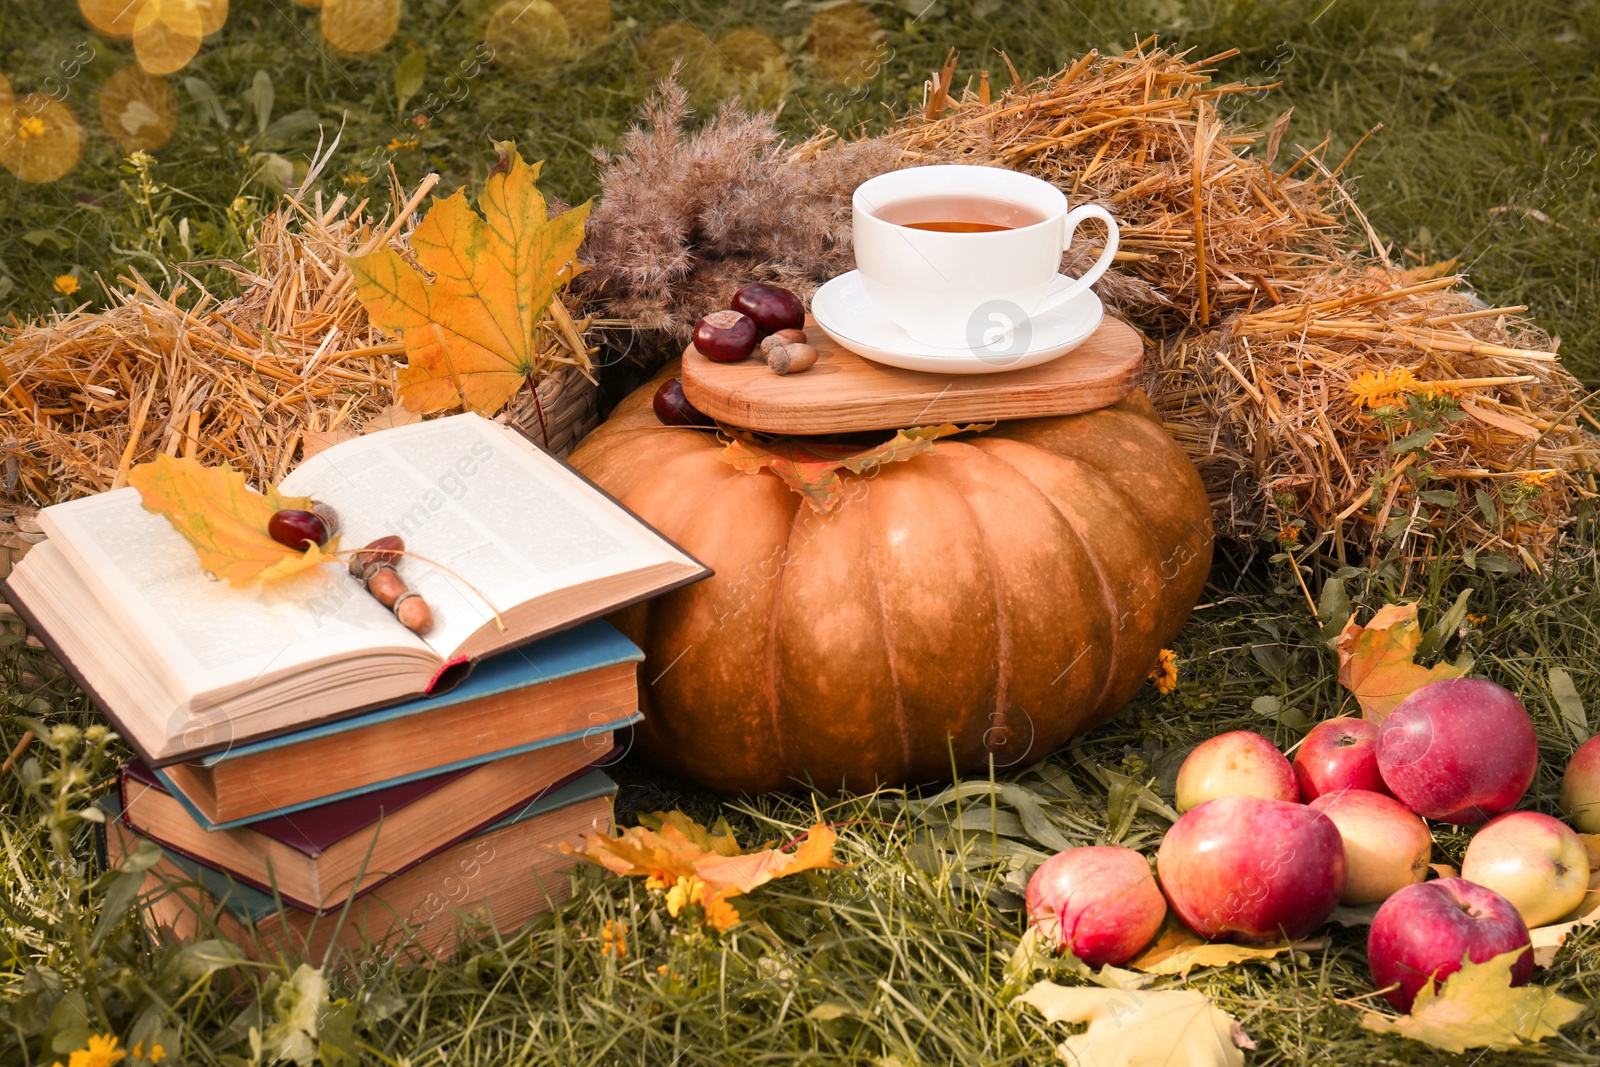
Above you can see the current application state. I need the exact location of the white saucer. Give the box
[810,271,1105,375]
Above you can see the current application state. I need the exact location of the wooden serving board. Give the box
[680,315,1143,435]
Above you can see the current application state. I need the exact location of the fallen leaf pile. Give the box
[128,454,336,587]
[350,146,591,417]
[1360,948,1585,1053]
[1016,979,1255,1067]
[1335,601,1471,720]
[564,811,844,932]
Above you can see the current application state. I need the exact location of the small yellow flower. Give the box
[56,1034,126,1067]
[341,171,371,186]
[17,115,46,140]
[644,871,673,892]
[1414,380,1463,401]
[703,894,741,932]
[130,1042,165,1064]
[1519,469,1557,487]
[600,919,627,958]
[53,274,81,296]
[1347,368,1420,410]
[1148,648,1178,695]
[1466,613,1488,625]
[386,136,419,152]
[665,875,705,918]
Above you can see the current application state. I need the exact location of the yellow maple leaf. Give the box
[1126,923,1316,977]
[1360,948,1584,1053]
[1017,980,1255,1067]
[1336,602,1470,721]
[563,815,846,931]
[349,149,591,416]
[129,454,337,588]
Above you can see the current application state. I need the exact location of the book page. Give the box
[39,489,434,707]
[281,414,695,657]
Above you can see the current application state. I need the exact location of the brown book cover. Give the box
[104,770,615,967]
[119,755,607,913]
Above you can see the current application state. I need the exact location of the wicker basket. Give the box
[503,361,602,459]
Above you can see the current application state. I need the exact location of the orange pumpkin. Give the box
[570,366,1212,794]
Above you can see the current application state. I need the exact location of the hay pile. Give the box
[0,151,595,507]
[579,41,1599,563]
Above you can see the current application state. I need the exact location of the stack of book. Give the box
[4,413,707,964]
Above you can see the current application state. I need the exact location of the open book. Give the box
[4,414,706,763]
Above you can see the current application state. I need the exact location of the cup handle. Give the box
[1035,204,1120,316]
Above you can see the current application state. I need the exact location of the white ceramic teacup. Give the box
[851,164,1119,350]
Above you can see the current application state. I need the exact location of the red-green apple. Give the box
[1025,845,1167,966]
[1559,735,1600,834]
[1459,811,1590,927]
[1375,678,1538,824]
[1308,790,1431,904]
[1368,878,1532,1012]
[1156,795,1346,943]
[1174,730,1297,812]
[1294,717,1390,802]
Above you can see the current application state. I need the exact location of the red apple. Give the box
[1559,735,1600,834]
[1308,790,1431,905]
[1025,845,1167,967]
[1375,678,1537,824]
[1459,811,1591,927]
[1156,795,1346,943]
[1294,717,1390,802]
[1174,730,1298,813]
[1368,878,1532,1012]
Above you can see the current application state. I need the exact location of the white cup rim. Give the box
[852,164,1068,237]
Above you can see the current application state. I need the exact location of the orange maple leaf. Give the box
[1336,602,1471,721]
[128,454,338,588]
[349,149,591,416]
[563,815,846,931]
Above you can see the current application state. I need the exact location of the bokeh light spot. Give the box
[99,64,178,152]
[133,0,205,75]
[805,2,885,88]
[637,21,718,102]
[1,96,84,183]
[486,1,573,71]
[79,0,141,37]
[321,0,401,55]
[715,28,787,110]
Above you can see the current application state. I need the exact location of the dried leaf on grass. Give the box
[128,454,336,587]
[719,424,992,513]
[563,814,844,931]
[1360,948,1584,1053]
[1336,602,1470,720]
[1017,980,1255,1067]
[1126,924,1318,976]
[350,149,591,416]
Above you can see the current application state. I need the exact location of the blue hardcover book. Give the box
[153,619,643,827]
[102,771,617,952]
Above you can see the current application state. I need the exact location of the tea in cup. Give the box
[851,164,1119,350]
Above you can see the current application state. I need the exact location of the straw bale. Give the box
[0,149,594,505]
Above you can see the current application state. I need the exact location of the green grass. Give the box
[3,1,1600,1064]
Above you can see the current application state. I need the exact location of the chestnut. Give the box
[731,283,805,335]
[653,378,713,427]
[267,508,329,550]
[693,310,759,362]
